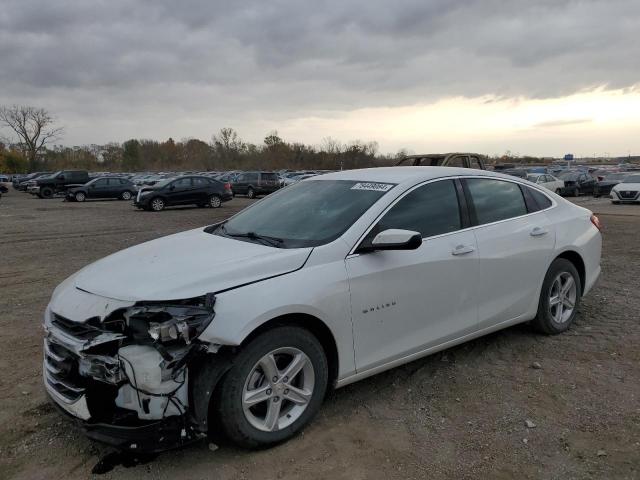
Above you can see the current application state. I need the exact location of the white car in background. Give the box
[610,173,640,204]
[43,167,601,453]
[527,173,565,193]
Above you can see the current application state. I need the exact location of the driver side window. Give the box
[371,180,462,239]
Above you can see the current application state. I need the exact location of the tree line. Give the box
[0,105,551,174]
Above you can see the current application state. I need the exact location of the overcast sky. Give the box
[1,0,639,156]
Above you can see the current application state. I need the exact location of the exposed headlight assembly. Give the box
[123,293,216,345]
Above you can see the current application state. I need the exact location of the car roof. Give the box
[315,166,513,186]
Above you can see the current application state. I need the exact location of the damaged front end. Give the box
[43,293,229,453]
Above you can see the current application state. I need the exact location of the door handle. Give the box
[451,244,475,256]
[530,226,548,237]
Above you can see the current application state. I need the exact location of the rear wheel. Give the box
[214,326,328,448]
[209,194,222,208]
[150,197,165,211]
[121,190,133,201]
[247,187,256,199]
[74,191,86,202]
[532,258,581,334]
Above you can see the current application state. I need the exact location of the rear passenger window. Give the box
[526,187,553,211]
[466,179,527,225]
[376,180,461,238]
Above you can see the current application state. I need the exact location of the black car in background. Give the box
[134,175,233,211]
[13,172,52,191]
[65,177,136,202]
[231,171,280,198]
[593,173,628,197]
[557,171,596,196]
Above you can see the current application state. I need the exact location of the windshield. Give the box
[214,180,395,248]
[622,174,640,183]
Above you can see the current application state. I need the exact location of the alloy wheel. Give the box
[151,198,164,211]
[122,191,132,200]
[75,192,85,202]
[242,347,315,432]
[210,195,221,208]
[548,272,577,323]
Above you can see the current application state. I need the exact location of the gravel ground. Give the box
[0,192,638,480]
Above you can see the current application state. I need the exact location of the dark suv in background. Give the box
[232,171,280,198]
[134,175,233,211]
[33,170,90,198]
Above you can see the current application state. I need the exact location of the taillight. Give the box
[224,182,231,191]
[590,214,602,231]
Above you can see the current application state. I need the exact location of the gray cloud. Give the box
[0,0,638,147]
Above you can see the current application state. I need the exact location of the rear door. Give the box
[346,179,479,371]
[463,178,555,329]
[233,174,248,194]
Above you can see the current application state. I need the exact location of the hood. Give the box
[73,228,312,302]
[613,182,640,191]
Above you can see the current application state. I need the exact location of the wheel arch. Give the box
[239,313,339,389]
[553,250,586,295]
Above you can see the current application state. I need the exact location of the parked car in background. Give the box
[232,171,280,198]
[0,184,7,200]
[527,173,565,193]
[396,152,486,169]
[594,173,628,198]
[31,170,90,198]
[65,177,137,202]
[134,175,232,211]
[502,168,528,179]
[43,167,601,453]
[14,172,52,191]
[0,175,11,189]
[557,171,596,197]
[611,174,640,204]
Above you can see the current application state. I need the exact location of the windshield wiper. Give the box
[224,228,284,248]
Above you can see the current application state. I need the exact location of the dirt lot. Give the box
[1,191,639,479]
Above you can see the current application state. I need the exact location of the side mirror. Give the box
[358,229,422,253]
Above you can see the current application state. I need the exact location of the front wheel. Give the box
[532,258,581,334]
[74,191,86,202]
[214,326,328,448]
[150,197,165,211]
[121,190,133,201]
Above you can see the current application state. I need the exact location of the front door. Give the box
[346,179,479,372]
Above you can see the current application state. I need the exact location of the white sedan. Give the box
[43,167,601,452]
[527,173,565,193]
[611,173,640,204]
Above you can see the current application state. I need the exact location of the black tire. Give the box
[120,190,133,201]
[40,187,54,199]
[247,187,256,199]
[214,326,329,448]
[555,188,561,194]
[209,194,222,208]
[149,197,165,211]
[532,258,582,335]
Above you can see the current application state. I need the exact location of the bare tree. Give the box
[0,105,63,170]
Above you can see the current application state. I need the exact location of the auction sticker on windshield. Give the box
[351,182,395,192]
